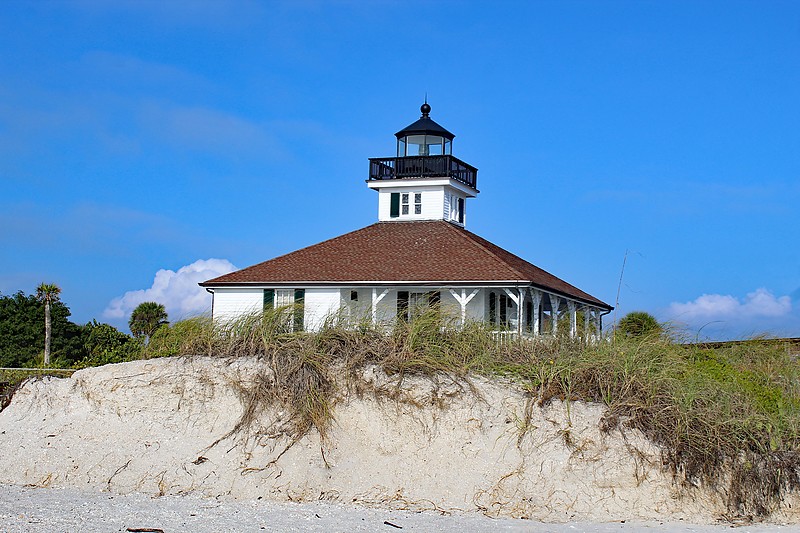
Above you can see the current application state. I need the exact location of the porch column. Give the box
[584,307,591,341]
[550,295,561,335]
[532,289,542,336]
[595,310,603,339]
[568,300,577,338]
[371,288,388,323]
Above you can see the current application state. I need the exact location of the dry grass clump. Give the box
[133,307,800,518]
[532,334,800,518]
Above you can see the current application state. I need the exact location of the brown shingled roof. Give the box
[201,220,611,309]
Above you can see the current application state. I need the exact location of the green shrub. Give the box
[617,311,662,337]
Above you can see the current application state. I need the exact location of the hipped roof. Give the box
[395,115,455,140]
[201,221,612,310]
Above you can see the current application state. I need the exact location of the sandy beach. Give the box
[2,484,797,533]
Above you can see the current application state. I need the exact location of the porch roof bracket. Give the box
[502,288,520,305]
[501,288,524,336]
[449,288,479,324]
[372,288,389,323]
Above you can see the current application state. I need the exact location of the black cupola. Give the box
[395,102,454,157]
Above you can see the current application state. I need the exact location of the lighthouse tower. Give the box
[367,102,478,226]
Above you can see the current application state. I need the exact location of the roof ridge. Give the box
[450,224,606,305]
[445,223,528,280]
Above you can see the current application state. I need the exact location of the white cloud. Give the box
[668,288,792,321]
[104,258,237,321]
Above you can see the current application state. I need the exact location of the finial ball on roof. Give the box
[420,102,431,117]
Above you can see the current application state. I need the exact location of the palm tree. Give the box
[36,283,61,366]
[129,302,169,343]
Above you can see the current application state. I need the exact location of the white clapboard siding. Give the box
[304,288,342,331]
[213,288,263,322]
[376,187,446,222]
[213,286,489,327]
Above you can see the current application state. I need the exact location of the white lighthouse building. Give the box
[201,103,612,336]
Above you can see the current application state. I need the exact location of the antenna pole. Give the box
[614,249,628,337]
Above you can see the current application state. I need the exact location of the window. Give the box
[489,291,511,328]
[350,290,358,301]
[275,289,293,307]
[262,288,304,331]
[396,192,423,218]
[397,290,440,321]
[409,291,427,316]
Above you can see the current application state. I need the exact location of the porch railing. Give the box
[369,155,477,189]
[490,330,602,346]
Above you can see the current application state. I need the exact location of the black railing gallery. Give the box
[368,155,478,189]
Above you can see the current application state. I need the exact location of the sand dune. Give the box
[0,356,797,526]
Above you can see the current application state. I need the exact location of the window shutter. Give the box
[397,291,409,321]
[458,198,464,223]
[489,292,496,324]
[263,289,274,310]
[390,192,400,218]
[293,289,305,331]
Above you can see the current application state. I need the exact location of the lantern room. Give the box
[395,102,454,157]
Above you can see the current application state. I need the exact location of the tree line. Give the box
[0,284,169,369]
[1,282,663,370]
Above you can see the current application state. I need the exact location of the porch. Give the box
[337,286,606,340]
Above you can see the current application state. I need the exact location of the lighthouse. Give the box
[201,102,612,336]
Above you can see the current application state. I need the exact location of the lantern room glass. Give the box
[397,135,452,157]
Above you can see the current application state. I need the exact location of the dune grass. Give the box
[26,306,800,517]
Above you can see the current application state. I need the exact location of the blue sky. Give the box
[1,0,798,340]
